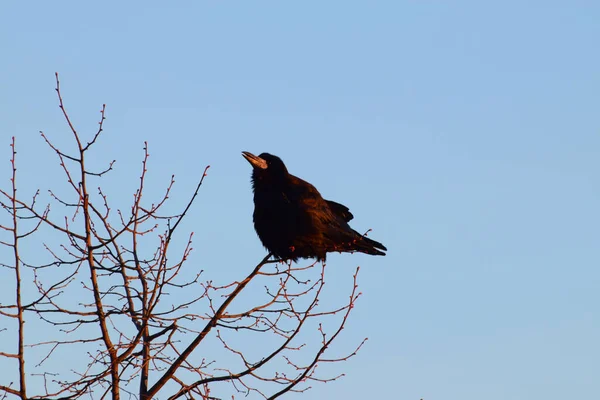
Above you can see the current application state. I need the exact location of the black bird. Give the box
[242,151,387,262]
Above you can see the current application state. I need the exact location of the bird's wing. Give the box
[325,200,354,222]
[288,176,354,223]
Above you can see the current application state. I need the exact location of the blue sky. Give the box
[1,2,599,399]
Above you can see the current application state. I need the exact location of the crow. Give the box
[242,151,387,262]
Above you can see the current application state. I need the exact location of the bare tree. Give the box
[0,74,366,400]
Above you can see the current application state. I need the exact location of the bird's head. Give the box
[242,151,289,187]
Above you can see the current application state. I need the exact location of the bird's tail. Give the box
[344,231,387,256]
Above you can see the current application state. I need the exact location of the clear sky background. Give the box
[1,2,599,399]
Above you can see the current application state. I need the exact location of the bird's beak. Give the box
[242,151,268,170]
